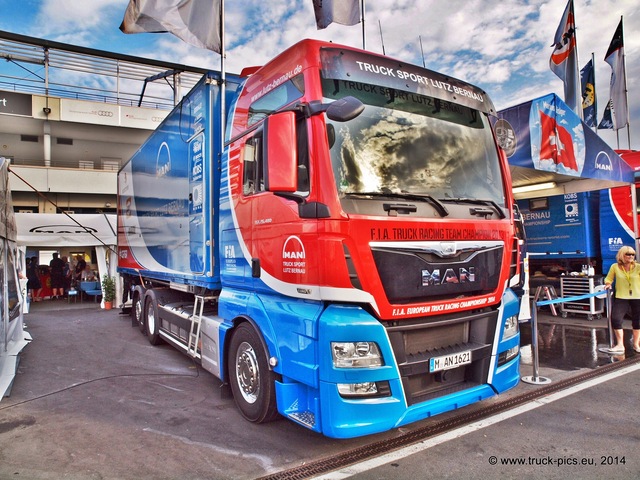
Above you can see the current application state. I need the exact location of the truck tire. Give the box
[144,290,162,345]
[132,286,146,333]
[228,322,279,423]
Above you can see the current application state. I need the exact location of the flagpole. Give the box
[361,0,366,50]
[220,0,226,159]
[620,16,631,148]
[591,52,598,134]
[573,1,583,120]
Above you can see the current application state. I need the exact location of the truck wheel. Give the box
[228,323,279,423]
[132,287,145,332]
[144,290,162,345]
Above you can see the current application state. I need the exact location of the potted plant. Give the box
[101,274,116,310]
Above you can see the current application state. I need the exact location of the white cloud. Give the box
[34,0,127,37]
[2,0,639,148]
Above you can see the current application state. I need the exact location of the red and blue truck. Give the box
[117,39,522,438]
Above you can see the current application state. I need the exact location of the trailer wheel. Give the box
[228,323,279,423]
[144,290,162,345]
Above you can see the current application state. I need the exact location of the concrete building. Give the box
[0,30,207,286]
[0,30,206,216]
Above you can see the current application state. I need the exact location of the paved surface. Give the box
[342,365,640,480]
[1,300,639,479]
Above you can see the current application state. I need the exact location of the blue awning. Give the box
[495,93,633,198]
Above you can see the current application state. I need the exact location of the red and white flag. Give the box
[312,0,361,30]
[603,19,628,130]
[549,0,581,117]
[120,0,222,53]
[540,111,578,172]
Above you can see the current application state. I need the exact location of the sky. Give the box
[1,0,638,150]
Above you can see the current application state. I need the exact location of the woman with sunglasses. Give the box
[600,246,640,354]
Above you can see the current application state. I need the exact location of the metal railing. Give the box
[0,30,208,110]
[522,288,612,385]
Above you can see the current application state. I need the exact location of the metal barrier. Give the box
[521,286,611,385]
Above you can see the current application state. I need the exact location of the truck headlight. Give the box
[503,315,519,340]
[331,341,383,368]
[337,380,391,398]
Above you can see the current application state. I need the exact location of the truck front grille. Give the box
[384,308,498,405]
[371,240,503,304]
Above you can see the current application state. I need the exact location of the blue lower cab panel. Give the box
[276,357,520,439]
[319,381,496,438]
[493,352,521,393]
[273,302,520,438]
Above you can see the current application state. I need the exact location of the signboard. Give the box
[60,99,120,127]
[517,191,599,258]
[0,91,32,117]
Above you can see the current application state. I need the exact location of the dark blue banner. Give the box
[495,93,632,184]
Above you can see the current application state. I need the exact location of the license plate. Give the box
[429,350,472,372]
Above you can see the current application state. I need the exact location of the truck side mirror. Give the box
[264,111,297,192]
[325,96,364,122]
[306,96,364,122]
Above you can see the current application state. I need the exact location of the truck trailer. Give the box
[117,39,522,438]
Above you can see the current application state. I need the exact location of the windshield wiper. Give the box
[440,197,506,219]
[345,191,449,217]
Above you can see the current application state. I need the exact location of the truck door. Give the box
[238,117,316,290]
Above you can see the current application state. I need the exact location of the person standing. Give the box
[600,246,640,354]
[26,256,42,302]
[49,252,65,299]
[62,256,71,292]
[74,255,87,284]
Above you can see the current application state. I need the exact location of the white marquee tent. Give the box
[0,158,31,399]
[15,213,121,308]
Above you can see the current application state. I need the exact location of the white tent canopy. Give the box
[15,213,116,247]
[15,213,120,307]
[1,158,31,400]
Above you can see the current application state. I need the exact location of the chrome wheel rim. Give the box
[235,341,259,404]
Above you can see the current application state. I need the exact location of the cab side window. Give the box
[242,133,264,195]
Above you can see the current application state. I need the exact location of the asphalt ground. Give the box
[1,299,639,479]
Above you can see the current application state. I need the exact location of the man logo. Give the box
[30,224,98,234]
[282,236,306,259]
[595,151,613,172]
[494,119,517,157]
[156,142,171,177]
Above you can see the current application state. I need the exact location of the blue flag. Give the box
[598,100,614,130]
[580,60,596,128]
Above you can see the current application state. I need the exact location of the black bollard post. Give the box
[522,298,551,385]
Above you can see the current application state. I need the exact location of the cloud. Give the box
[34,0,126,37]
[2,0,638,148]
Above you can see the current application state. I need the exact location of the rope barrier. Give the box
[536,289,606,307]
[522,287,612,386]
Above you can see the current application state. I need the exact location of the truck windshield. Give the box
[322,79,505,207]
